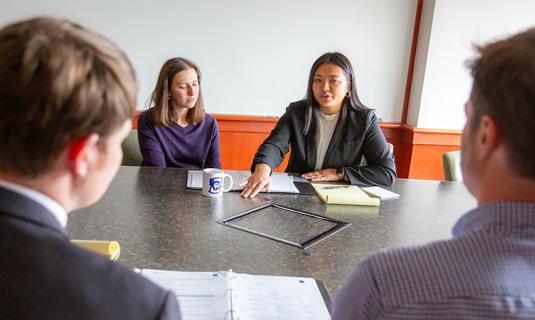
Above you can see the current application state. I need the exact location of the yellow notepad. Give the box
[71,240,121,261]
[311,184,380,206]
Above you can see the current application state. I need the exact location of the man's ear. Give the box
[476,115,499,160]
[68,133,100,178]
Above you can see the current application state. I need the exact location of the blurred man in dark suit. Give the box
[0,17,180,319]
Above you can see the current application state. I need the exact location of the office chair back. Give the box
[121,129,143,166]
[443,150,462,181]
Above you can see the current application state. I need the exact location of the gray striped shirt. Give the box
[332,201,535,319]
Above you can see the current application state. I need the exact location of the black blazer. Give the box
[252,100,396,186]
[0,187,181,320]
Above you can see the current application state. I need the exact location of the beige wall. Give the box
[0,0,417,121]
[409,0,535,130]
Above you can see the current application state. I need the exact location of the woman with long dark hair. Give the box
[241,52,395,197]
[138,57,220,168]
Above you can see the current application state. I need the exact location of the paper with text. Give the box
[232,273,330,320]
[187,170,299,193]
[141,269,230,320]
[140,269,330,320]
[361,186,400,200]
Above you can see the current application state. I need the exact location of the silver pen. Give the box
[322,186,350,190]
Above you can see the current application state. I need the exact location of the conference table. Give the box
[68,166,476,297]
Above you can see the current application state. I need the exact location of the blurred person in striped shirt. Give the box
[333,26,535,320]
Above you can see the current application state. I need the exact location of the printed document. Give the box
[187,170,299,193]
[141,269,330,320]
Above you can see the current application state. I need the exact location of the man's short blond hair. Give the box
[0,17,137,177]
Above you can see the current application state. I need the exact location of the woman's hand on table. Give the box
[301,168,339,182]
[241,163,271,198]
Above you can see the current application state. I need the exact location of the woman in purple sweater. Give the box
[138,58,221,169]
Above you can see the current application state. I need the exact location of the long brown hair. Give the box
[148,57,205,126]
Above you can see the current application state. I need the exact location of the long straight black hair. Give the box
[303,52,369,135]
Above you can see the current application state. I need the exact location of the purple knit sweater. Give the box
[137,110,221,169]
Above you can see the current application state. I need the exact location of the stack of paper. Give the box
[311,184,380,206]
[141,269,331,320]
[187,170,299,194]
[361,186,400,200]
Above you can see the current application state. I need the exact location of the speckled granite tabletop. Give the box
[69,166,476,296]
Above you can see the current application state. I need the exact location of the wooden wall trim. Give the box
[132,111,463,180]
[398,124,461,180]
[214,114,279,123]
[378,123,403,129]
[215,115,403,133]
[401,0,423,124]
[134,110,405,131]
[133,112,278,130]
[216,115,279,134]
[401,124,461,146]
[132,112,140,129]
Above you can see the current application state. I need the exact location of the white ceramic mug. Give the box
[202,168,233,197]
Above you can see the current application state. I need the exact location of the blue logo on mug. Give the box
[208,177,223,194]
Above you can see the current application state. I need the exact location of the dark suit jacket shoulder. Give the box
[0,187,180,320]
[252,100,396,186]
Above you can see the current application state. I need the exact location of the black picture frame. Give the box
[218,203,351,250]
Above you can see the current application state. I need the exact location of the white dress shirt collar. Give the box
[0,179,68,228]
